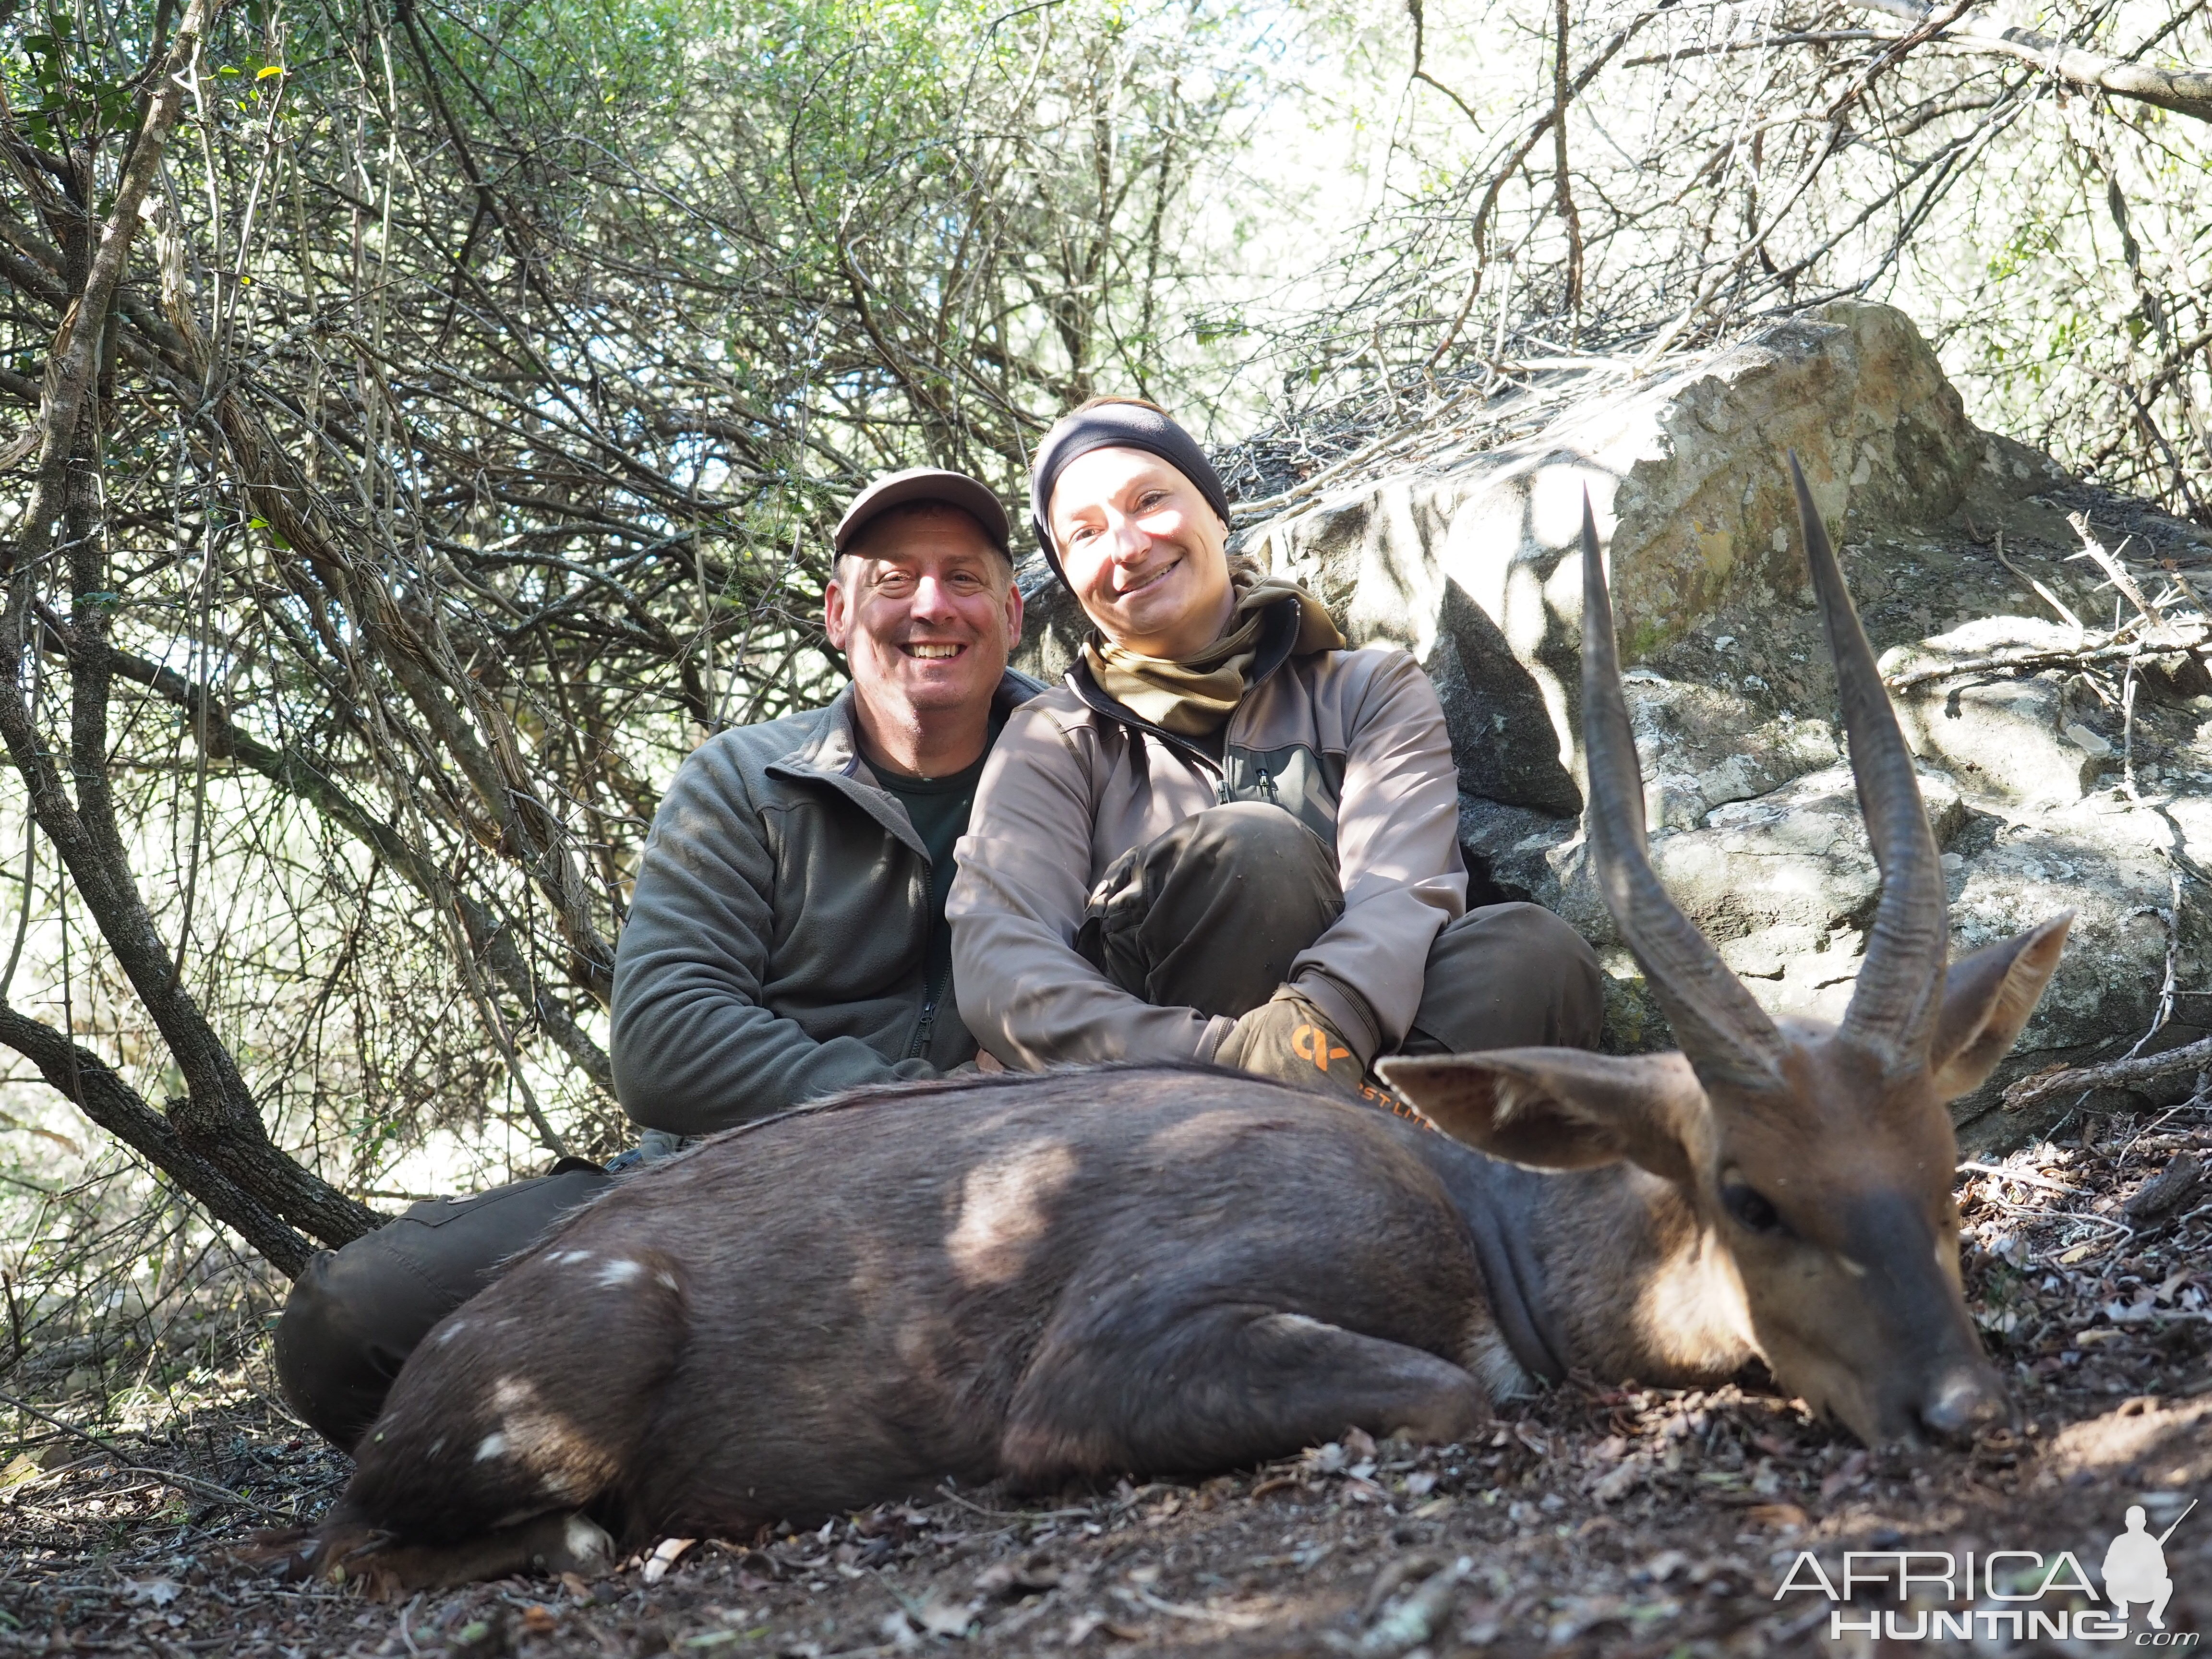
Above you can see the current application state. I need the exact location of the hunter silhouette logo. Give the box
[2106,1501,2194,1632]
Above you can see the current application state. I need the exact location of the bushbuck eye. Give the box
[1721,1179,1784,1235]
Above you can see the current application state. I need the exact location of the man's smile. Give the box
[903,642,964,658]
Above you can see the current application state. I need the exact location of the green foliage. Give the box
[0,0,1297,1240]
[10,15,138,152]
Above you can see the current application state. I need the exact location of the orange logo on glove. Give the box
[1291,1023,1351,1072]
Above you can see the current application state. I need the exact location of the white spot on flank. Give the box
[596,1258,643,1287]
[656,1271,679,1291]
[435,1322,468,1344]
[475,1432,509,1462]
[547,1249,593,1265]
[948,1141,1078,1287]
[1834,1253,1869,1278]
[427,1438,445,1458]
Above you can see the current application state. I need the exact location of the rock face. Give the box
[1249,299,1990,819]
[1013,301,2212,1152]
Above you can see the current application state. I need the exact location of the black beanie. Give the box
[1028,401,1231,583]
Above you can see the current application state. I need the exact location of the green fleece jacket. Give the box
[611,670,1044,1136]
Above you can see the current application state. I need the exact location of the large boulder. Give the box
[1245,298,1988,816]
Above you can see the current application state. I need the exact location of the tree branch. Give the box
[2,0,226,585]
[0,1004,321,1277]
[59,626,616,1094]
[2004,1032,2212,1112]
[1840,0,2212,122]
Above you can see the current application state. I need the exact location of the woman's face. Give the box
[1047,445,1235,660]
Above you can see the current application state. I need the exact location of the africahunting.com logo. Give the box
[1774,1499,2198,1644]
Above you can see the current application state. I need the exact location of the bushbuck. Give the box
[277,457,2068,1591]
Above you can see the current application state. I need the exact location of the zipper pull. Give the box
[1258,767,1278,804]
[909,962,951,1058]
[1216,774,1233,805]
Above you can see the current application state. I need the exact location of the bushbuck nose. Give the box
[1918,1363,2010,1437]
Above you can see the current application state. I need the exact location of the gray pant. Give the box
[1075,802,1605,1056]
[273,1162,612,1452]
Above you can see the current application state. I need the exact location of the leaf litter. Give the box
[1,1114,2208,1656]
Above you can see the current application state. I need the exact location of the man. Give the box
[274,468,1035,1451]
[949,397,1602,1094]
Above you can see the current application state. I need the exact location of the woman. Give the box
[947,397,1601,1096]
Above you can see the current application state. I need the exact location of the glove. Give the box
[1214,986,1385,1107]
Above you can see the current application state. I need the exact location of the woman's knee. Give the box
[1419,902,1604,1051]
[1171,801,1335,881]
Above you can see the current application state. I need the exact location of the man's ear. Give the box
[1377,1048,1707,1185]
[823,559,852,652]
[1927,912,2072,1099]
[1002,566,1025,651]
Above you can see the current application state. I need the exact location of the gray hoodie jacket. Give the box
[949,605,1466,1073]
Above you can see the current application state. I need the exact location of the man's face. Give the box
[824,507,1022,727]
[1047,445,1232,660]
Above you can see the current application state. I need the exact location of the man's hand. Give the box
[1215,986,1384,1106]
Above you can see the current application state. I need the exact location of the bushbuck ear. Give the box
[1377,1049,1706,1184]
[1926,912,2073,1099]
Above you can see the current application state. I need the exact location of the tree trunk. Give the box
[0,0,384,1276]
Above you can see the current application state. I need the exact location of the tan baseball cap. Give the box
[833,467,1011,557]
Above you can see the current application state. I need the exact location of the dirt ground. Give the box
[3,1105,2210,1659]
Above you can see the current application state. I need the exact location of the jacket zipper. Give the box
[908,958,950,1059]
[904,836,948,1060]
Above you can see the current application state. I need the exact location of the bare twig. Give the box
[2067,512,2184,643]
[1882,627,2202,690]
[1839,0,2212,123]
[1993,531,2087,634]
[2004,1033,2212,1111]
[0,1389,291,1518]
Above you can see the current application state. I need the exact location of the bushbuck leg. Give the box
[335,1247,686,1547]
[298,1511,617,1598]
[999,1303,1488,1482]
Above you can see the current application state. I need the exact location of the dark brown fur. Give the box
[300,1070,1497,1585]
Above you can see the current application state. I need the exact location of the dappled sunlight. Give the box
[946,1140,1078,1289]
